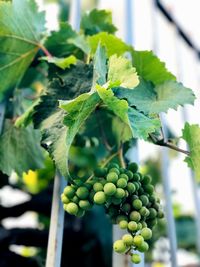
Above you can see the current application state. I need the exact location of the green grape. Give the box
[94,167,107,177]
[76,186,89,200]
[119,174,129,181]
[61,194,70,204]
[79,200,92,210]
[114,188,125,199]
[139,207,149,217]
[128,162,138,173]
[119,220,128,229]
[117,178,127,188]
[125,170,133,179]
[65,203,78,215]
[138,172,144,181]
[106,196,113,205]
[119,167,126,173]
[147,218,157,228]
[64,186,76,199]
[116,215,128,224]
[149,208,157,219]
[138,241,149,252]
[113,240,126,254]
[149,195,156,203]
[157,210,165,219]
[112,198,122,205]
[127,182,136,194]
[131,195,139,201]
[132,199,143,210]
[133,235,144,247]
[128,221,138,232]
[133,182,140,191]
[94,191,106,205]
[144,184,154,195]
[100,179,107,186]
[129,211,141,222]
[141,227,152,240]
[141,221,147,228]
[138,187,144,194]
[107,205,118,216]
[76,208,85,218]
[104,182,117,196]
[122,234,134,246]
[93,182,104,192]
[109,168,120,175]
[131,254,141,264]
[142,175,152,184]
[108,163,119,169]
[137,222,142,230]
[121,203,131,213]
[132,173,140,182]
[139,195,149,206]
[89,191,95,202]
[106,172,118,183]
[72,195,79,204]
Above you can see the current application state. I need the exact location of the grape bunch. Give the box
[61,162,164,264]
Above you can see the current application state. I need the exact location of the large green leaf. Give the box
[93,44,107,86]
[0,0,46,99]
[128,108,161,140]
[33,63,94,177]
[182,123,200,181]
[81,9,117,36]
[0,120,45,176]
[108,55,139,89]
[131,50,176,85]
[41,55,77,70]
[88,32,129,57]
[115,80,195,114]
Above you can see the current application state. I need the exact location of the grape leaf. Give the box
[182,123,200,180]
[68,34,90,55]
[59,92,100,175]
[0,120,45,176]
[0,0,46,99]
[93,44,107,86]
[115,80,195,114]
[96,85,131,129]
[88,32,129,57]
[81,9,117,36]
[33,63,94,177]
[108,55,139,89]
[131,50,176,85]
[41,55,77,70]
[128,108,161,140]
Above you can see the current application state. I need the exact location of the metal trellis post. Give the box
[45,1,81,267]
[0,102,6,134]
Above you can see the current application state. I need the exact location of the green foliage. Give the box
[0,0,46,99]
[0,120,45,176]
[81,9,117,36]
[41,55,77,70]
[115,80,195,114]
[182,123,200,180]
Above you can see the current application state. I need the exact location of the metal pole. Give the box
[151,1,178,266]
[45,1,81,267]
[0,102,6,134]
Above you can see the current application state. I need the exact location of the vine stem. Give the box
[39,44,53,58]
[102,151,119,168]
[118,145,126,168]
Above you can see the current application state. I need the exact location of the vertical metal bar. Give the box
[45,1,81,267]
[0,102,6,134]
[151,1,178,266]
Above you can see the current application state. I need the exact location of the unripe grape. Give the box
[138,241,149,252]
[112,198,122,205]
[131,254,141,264]
[133,182,140,191]
[139,207,149,217]
[131,195,139,201]
[149,208,157,219]
[137,222,142,230]
[128,162,138,173]
[106,196,113,205]
[108,163,119,169]
[147,218,157,228]
[76,208,85,217]
[65,203,78,215]
[114,188,125,199]
[100,179,107,186]
[104,183,117,196]
[116,215,128,224]
[121,203,131,213]
[76,186,89,200]
[129,211,141,222]
[109,168,120,175]
[117,178,127,188]
[113,240,126,254]
[79,200,92,210]
[157,210,165,219]
[141,221,147,228]
[94,191,106,204]
[61,194,70,204]
[138,187,144,194]
[142,175,152,184]
[127,182,136,194]
[119,167,126,173]
[85,182,93,190]
[122,234,134,246]
[119,174,129,181]
[132,199,143,210]
[72,195,79,204]
[139,195,149,206]
[125,170,133,179]
[144,184,154,195]
[93,182,103,192]
[106,172,118,183]
[119,220,128,229]
[128,221,137,232]
[132,173,140,182]
[133,235,144,247]
[94,167,107,177]
[141,228,152,240]
[64,186,75,199]
[149,195,156,203]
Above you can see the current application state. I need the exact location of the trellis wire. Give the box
[45,1,81,267]
[150,1,178,266]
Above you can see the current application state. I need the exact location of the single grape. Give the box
[64,186,76,199]
[132,199,143,210]
[144,184,154,195]
[133,182,140,191]
[139,207,149,217]
[129,211,141,222]
[137,222,142,230]
[128,221,138,232]
[116,215,128,224]
[106,172,118,183]
[76,208,85,218]
[93,182,104,192]
[142,175,152,184]
[128,162,138,173]
[148,208,157,219]
[139,195,149,206]
[117,178,127,188]
[137,241,149,252]
[131,254,141,264]
[94,191,106,205]
[119,220,128,229]
[61,194,70,204]
[140,228,152,240]
[94,167,107,177]
[127,182,136,194]
[104,183,117,196]
[114,188,125,199]
[108,163,119,169]
[132,173,140,182]
[72,195,79,204]
[100,179,107,186]
[113,240,126,254]
[65,203,78,215]
[112,198,122,205]
[125,170,133,179]
[121,203,131,213]
[119,174,129,181]
[109,168,120,175]
[157,210,165,219]
[76,186,89,200]
[141,221,147,228]
[79,200,92,210]
[133,235,144,247]
[122,234,134,246]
